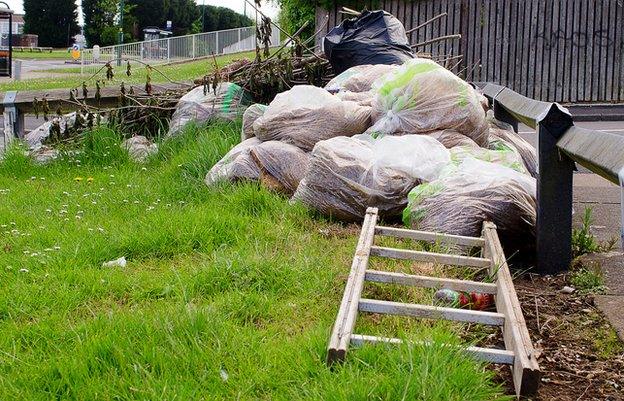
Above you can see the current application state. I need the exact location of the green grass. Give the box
[0,122,508,400]
[0,50,258,92]
[13,49,71,60]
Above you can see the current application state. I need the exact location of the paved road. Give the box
[0,58,78,81]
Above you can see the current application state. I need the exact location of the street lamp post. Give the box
[201,0,205,32]
[117,0,124,66]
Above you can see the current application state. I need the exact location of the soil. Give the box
[495,273,624,400]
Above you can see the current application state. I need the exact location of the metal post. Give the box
[536,107,575,274]
[80,50,84,75]
[493,100,519,133]
[216,31,219,54]
[117,0,124,66]
[238,28,241,51]
[167,38,171,62]
[3,91,23,140]
[192,35,196,59]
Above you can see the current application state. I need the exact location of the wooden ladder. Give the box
[326,207,540,398]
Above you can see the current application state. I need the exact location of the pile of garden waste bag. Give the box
[202,58,538,253]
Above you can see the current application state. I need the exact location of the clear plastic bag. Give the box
[250,141,310,196]
[241,104,267,141]
[168,83,249,136]
[325,64,398,93]
[403,157,536,252]
[367,59,489,146]
[450,143,528,174]
[426,129,480,149]
[293,133,450,221]
[253,85,372,151]
[204,138,261,186]
[487,114,538,178]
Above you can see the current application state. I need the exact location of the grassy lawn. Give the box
[13,49,71,60]
[0,51,258,93]
[0,122,508,400]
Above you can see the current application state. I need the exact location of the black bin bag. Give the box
[324,10,414,74]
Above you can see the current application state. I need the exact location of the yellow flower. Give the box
[74,177,83,182]
[87,177,94,184]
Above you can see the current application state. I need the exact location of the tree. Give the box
[24,0,80,47]
[275,0,315,42]
[198,5,253,32]
[82,0,117,46]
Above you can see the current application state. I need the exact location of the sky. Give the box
[2,0,280,24]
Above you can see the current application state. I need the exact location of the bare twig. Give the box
[412,34,462,48]
[406,13,448,35]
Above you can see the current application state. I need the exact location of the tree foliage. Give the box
[23,0,80,47]
[125,0,200,37]
[275,0,316,41]
[83,0,118,46]
[198,5,254,33]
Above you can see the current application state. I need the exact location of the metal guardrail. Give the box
[79,26,281,76]
[483,84,624,274]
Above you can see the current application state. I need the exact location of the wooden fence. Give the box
[315,0,624,104]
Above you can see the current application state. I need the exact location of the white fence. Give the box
[80,26,280,75]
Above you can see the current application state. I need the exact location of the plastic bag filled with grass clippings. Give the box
[325,64,398,93]
[204,138,261,186]
[403,157,536,253]
[335,90,375,107]
[292,134,450,221]
[253,85,372,151]
[241,103,268,141]
[487,115,538,178]
[425,129,480,149]
[250,141,310,197]
[366,59,489,146]
[168,83,250,136]
[450,143,528,174]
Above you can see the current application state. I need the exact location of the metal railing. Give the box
[482,84,624,274]
[79,26,280,75]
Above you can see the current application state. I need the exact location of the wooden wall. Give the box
[315,0,624,104]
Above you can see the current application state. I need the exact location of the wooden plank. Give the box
[607,0,617,101]
[508,0,519,91]
[578,0,588,101]
[370,246,491,268]
[616,0,624,101]
[544,0,555,101]
[326,207,379,365]
[364,269,498,294]
[501,0,512,87]
[555,0,566,102]
[494,0,504,85]
[375,225,485,247]
[459,0,469,78]
[350,334,515,364]
[359,298,506,326]
[603,0,613,101]
[487,0,496,82]
[533,0,546,99]
[591,0,602,102]
[477,0,488,82]
[567,0,579,103]
[482,222,540,397]
[585,0,594,102]
[527,0,538,99]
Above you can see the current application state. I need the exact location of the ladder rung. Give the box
[350,334,515,365]
[359,298,505,326]
[375,226,485,247]
[370,246,491,268]
[365,270,498,294]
